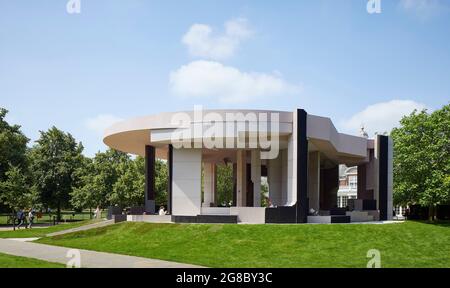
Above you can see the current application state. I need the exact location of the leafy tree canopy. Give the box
[0,108,29,180]
[29,127,84,219]
[392,104,450,210]
[0,166,34,211]
[70,149,130,209]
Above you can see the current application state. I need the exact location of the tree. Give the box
[0,108,30,213]
[109,160,144,207]
[71,150,171,210]
[0,166,33,213]
[70,157,97,212]
[391,104,450,220]
[133,156,168,207]
[261,180,269,207]
[154,159,168,206]
[0,108,29,180]
[216,164,233,206]
[91,149,131,206]
[70,149,131,210]
[29,127,84,221]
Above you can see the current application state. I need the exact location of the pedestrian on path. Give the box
[28,208,35,229]
[95,206,101,219]
[16,209,26,229]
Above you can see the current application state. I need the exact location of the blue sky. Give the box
[1,0,449,156]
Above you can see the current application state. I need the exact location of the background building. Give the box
[337,166,358,208]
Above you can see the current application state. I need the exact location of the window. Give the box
[395,206,405,216]
[341,196,348,208]
[349,175,357,189]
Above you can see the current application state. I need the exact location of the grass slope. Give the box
[0,252,64,268]
[36,221,450,268]
[0,220,98,238]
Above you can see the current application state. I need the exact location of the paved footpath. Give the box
[46,219,115,237]
[0,239,203,268]
[0,219,113,232]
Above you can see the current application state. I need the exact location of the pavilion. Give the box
[104,108,393,224]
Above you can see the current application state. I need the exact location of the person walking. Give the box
[27,208,35,229]
[16,209,25,229]
[95,206,101,219]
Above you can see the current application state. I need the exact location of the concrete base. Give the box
[127,215,172,223]
[201,207,266,224]
[172,215,238,223]
[367,210,380,221]
[346,211,374,222]
[307,215,351,223]
[201,207,230,215]
[230,207,266,224]
[308,216,332,223]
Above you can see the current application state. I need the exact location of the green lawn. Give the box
[0,252,64,268]
[0,220,98,238]
[36,221,450,268]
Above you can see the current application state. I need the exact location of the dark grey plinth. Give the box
[145,200,155,214]
[107,206,122,220]
[112,214,127,223]
[130,206,145,215]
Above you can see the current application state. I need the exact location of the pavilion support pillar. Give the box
[167,144,173,214]
[268,154,282,206]
[296,109,308,223]
[171,148,202,216]
[232,163,237,206]
[251,150,261,207]
[308,151,320,212]
[145,145,156,214]
[376,135,393,221]
[213,164,217,206]
[236,150,247,207]
[357,163,368,199]
[203,163,216,207]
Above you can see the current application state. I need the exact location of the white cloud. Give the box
[182,18,253,60]
[399,0,445,19]
[339,100,428,137]
[85,114,123,134]
[169,60,301,104]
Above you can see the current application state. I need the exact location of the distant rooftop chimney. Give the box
[360,125,369,138]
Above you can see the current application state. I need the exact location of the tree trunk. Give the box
[429,205,435,221]
[89,207,92,219]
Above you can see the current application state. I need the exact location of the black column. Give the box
[167,144,173,214]
[357,164,367,199]
[378,135,388,221]
[296,109,308,223]
[145,145,155,214]
[232,163,237,206]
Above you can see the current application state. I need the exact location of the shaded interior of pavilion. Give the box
[147,141,372,215]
